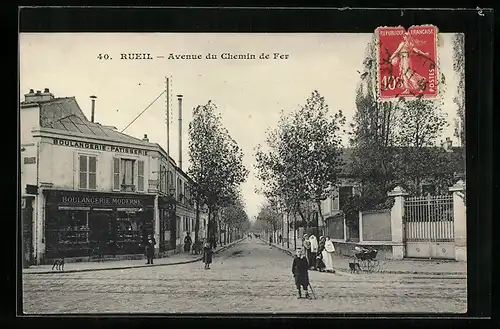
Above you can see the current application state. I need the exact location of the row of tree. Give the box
[188,101,250,244]
[254,90,346,233]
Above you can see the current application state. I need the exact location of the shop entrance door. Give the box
[89,212,113,254]
[22,197,34,268]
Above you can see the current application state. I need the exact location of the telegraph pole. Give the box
[165,77,170,158]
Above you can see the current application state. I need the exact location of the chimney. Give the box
[177,95,183,170]
[142,134,149,142]
[90,95,97,123]
[24,88,54,103]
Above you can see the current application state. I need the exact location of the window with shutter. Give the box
[79,155,88,189]
[79,155,97,189]
[138,160,144,191]
[177,178,183,201]
[113,158,120,191]
[121,159,134,186]
[89,156,97,189]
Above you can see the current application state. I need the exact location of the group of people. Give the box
[292,234,336,299]
[301,233,336,273]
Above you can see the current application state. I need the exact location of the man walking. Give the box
[292,248,310,299]
[145,234,156,265]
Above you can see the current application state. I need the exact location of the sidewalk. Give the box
[23,238,244,275]
[265,240,467,276]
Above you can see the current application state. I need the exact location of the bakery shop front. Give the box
[44,190,155,259]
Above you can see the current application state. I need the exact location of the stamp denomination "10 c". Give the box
[377,25,438,100]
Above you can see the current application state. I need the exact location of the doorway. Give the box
[89,211,113,254]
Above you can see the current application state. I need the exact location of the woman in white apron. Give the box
[322,236,336,273]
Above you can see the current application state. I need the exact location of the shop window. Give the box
[46,209,90,258]
[79,155,97,190]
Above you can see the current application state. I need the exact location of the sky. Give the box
[19,33,461,220]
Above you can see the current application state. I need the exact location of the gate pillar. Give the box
[388,186,408,260]
[450,180,466,262]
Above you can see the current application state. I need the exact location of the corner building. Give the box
[20,89,207,265]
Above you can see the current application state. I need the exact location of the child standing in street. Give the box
[292,248,310,299]
[203,242,213,270]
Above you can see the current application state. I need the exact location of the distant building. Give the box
[20,89,207,265]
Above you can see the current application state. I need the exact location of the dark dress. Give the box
[316,252,326,271]
[145,237,156,264]
[292,256,309,289]
[184,236,192,252]
[203,247,213,264]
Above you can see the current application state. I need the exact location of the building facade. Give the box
[20,89,207,265]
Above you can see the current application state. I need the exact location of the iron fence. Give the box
[404,194,454,242]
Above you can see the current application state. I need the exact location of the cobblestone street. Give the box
[23,238,467,314]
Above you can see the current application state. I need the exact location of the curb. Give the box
[23,238,245,275]
[260,238,466,276]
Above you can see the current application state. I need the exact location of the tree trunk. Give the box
[286,212,290,249]
[194,199,200,244]
[316,199,323,238]
[293,212,297,250]
[207,207,212,242]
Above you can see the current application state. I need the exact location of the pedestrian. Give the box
[269,235,273,245]
[322,236,336,273]
[203,242,213,270]
[302,234,312,266]
[292,248,310,299]
[309,234,318,270]
[279,233,283,244]
[145,234,156,265]
[318,236,326,254]
[316,252,326,272]
[184,232,192,253]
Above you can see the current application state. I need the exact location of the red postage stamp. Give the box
[377,25,438,100]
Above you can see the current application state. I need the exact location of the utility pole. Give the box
[165,77,170,158]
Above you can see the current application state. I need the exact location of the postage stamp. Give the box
[376,25,438,100]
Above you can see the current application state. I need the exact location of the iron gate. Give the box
[404,194,455,259]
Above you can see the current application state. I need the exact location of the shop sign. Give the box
[52,138,148,156]
[47,191,154,208]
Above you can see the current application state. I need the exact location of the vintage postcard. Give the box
[20,30,466,314]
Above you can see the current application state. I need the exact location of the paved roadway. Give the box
[23,238,467,314]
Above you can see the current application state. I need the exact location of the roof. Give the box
[339,146,465,176]
[31,96,196,183]
[37,97,152,147]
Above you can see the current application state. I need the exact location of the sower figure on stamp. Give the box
[292,248,310,299]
